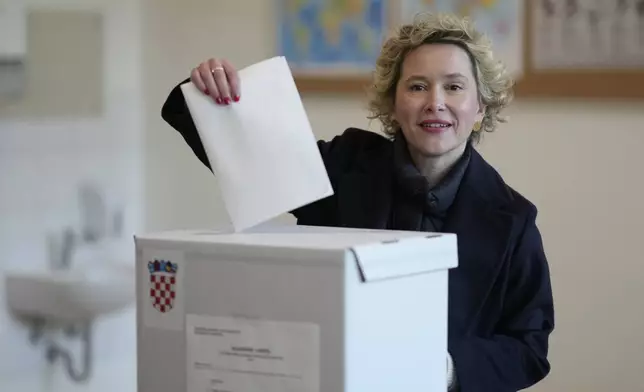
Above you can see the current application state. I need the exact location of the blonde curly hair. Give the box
[367,12,514,144]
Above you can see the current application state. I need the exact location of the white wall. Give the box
[0,0,142,391]
[142,0,278,231]
[144,2,644,392]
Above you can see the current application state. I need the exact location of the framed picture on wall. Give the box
[396,0,525,78]
[276,0,391,93]
[514,0,644,99]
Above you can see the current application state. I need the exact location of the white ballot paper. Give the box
[186,314,320,392]
[180,57,334,231]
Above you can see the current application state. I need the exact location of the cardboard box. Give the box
[135,224,458,392]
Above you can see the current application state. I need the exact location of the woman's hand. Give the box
[190,58,241,105]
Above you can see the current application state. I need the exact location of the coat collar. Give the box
[337,140,517,230]
[392,133,471,224]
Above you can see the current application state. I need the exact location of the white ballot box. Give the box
[134,224,458,392]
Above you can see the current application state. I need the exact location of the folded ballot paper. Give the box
[180,56,334,232]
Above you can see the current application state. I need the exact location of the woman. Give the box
[161,12,554,392]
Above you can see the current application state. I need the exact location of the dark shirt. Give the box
[390,133,471,232]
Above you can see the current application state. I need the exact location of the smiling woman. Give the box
[160,11,554,392]
[371,15,513,192]
[389,43,485,184]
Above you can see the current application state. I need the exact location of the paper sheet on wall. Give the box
[531,0,644,69]
[186,314,320,392]
[180,56,334,232]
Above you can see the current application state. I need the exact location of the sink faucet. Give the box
[48,182,123,270]
[59,227,75,269]
[48,227,76,270]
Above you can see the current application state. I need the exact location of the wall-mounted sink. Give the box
[4,262,135,324]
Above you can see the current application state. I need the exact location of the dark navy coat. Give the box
[161,83,555,392]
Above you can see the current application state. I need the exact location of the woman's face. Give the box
[393,43,484,159]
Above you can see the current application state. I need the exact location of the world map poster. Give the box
[277,0,388,75]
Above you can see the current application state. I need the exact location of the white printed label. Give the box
[141,249,185,331]
[186,314,320,392]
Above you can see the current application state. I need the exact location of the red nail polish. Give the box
[224,97,231,104]
[204,89,209,95]
[233,95,240,102]
[215,97,222,104]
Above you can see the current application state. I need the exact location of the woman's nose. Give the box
[424,89,446,112]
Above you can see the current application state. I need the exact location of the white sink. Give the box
[4,262,135,324]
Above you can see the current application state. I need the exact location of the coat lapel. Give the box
[442,148,517,337]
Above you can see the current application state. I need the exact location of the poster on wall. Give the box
[531,0,644,69]
[398,0,525,78]
[276,0,389,77]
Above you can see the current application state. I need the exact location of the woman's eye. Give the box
[448,84,464,91]
[410,84,426,91]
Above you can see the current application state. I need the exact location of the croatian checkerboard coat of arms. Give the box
[148,259,178,313]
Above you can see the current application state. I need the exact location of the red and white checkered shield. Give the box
[148,260,178,313]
